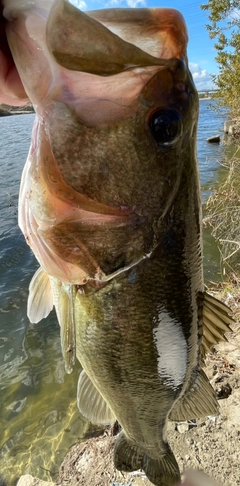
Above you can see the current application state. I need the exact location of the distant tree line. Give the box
[198,91,216,98]
[201,0,240,118]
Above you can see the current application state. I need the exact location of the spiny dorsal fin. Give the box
[27,267,53,323]
[77,370,116,425]
[169,368,219,421]
[201,291,234,361]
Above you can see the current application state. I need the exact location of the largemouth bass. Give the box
[0,1,233,485]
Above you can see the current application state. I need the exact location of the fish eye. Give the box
[149,109,183,148]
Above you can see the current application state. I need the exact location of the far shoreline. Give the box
[0,97,213,117]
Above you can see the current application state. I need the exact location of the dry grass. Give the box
[203,143,240,279]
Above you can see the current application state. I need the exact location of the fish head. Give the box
[1,1,199,284]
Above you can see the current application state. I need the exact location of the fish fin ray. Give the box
[143,447,180,485]
[27,267,53,323]
[114,431,143,472]
[114,432,180,484]
[201,291,233,362]
[77,370,116,425]
[58,284,76,374]
[169,369,218,421]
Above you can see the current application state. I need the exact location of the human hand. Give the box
[177,470,222,486]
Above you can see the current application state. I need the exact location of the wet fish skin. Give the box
[0,2,233,485]
[75,260,191,484]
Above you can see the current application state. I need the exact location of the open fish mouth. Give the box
[1,1,198,286]
[1,2,190,117]
[0,4,234,486]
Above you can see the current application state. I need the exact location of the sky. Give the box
[70,0,219,91]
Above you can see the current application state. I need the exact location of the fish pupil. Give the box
[149,109,182,147]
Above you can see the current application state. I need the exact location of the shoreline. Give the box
[0,103,35,116]
[0,98,213,117]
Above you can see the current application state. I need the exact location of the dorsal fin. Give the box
[201,291,233,361]
[169,368,219,421]
[170,292,233,422]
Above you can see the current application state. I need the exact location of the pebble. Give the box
[16,475,55,486]
[176,422,189,433]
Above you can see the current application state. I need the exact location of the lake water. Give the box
[0,100,229,485]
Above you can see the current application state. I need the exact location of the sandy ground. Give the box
[55,288,240,486]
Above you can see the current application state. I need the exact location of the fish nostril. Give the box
[149,108,183,148]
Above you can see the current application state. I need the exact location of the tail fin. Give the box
[114,431,143,472]
[114,431,180,486]
[143,449,180,486]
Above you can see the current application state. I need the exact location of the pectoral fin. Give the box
[27,267,53,323]
[77,370,116,425]
[169,369,218,421]
[201,291,233,360]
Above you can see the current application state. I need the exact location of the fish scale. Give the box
[74,259,194,456]
[48,105,175,210]
[0,2,234,485]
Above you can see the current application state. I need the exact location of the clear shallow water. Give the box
[198,100,229,283]
[0,101,229,484]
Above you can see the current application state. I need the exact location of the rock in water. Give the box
[207,135,221,143]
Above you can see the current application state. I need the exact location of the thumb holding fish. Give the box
[176,470,222,486]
